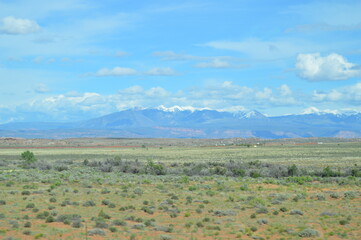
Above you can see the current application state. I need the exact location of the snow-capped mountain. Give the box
[1,107,361,139]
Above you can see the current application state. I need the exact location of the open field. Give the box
[0,138,360,239]
[1,140,361,169]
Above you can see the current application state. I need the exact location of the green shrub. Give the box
[196,222,204,228]
[213,210,237,216]
[339,219,349,225]
[257,219,268,225]
[133,188,143,195]
[344,191,357,199]
[45,216,55,223]
[288,164,298,176]
[88,228,106,236]
[298,228,319,237]
[9,220,19,228]
[24,221,31,228]
[34,233,45,239]
[132,223,145,230]
[290,209,304,215]
[280,207,288,212]
[112,219,127,226]
[250,226,258,232]
[23,230,31,235]
[160,235,172,240]
[21,150,37,165]
[26,203,35,208]
[95,219,109,229]
[83,200,96,207]
[36,211,49,219]
[72,220,83,228]
[322,166,340,177]
[256,207,268,214]
[250,170,262,178]
[154,225,173,232]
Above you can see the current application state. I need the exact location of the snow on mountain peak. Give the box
[156,105,210,112]
[302,107,340,115]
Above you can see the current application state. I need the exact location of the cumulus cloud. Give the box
[279,84,292,96]
[145,87,169,97]
[96,67,138,77]
[145,67,178,76]
[17,82,302,121]
[255,88,273,100]
[312,82,361,103]
[0,16,41,35]
[296,53,360,81]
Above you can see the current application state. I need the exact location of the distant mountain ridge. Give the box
[0,107,361,139]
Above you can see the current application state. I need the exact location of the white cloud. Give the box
[96,67,138,77]
[19,92,113,121]
[152,51,199,61]
[255,88,273,100]
[279,84,292,96]
[92,67,179,77]
[296,53,360,81]
[145,87,169,97]
[195,58,247,69]
[312,82,361,103]
[119,86,144,94]
[9,83,303,122]
[0,16,41,35]
[204,38,310,60]
[35,84,50,93]
[145,67,178,76]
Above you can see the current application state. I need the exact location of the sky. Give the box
[1,0,361,123]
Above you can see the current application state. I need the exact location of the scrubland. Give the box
[0,139,360,239]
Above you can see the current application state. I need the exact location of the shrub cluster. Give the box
[84,157,361,178]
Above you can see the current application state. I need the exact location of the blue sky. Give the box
[1,0,361,122]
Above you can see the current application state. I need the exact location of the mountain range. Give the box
[1,106,361,139]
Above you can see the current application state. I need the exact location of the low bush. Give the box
[290,209,304,215]
[88,228,106,236]
[83,200,96,207]
[298,228,319,237]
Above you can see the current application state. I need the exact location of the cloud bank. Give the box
[296,53,360,81]
[0,16,41,35]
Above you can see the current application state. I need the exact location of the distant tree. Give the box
[21,150,37,165]
[288,164,298,176]
[321,166,339,177]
